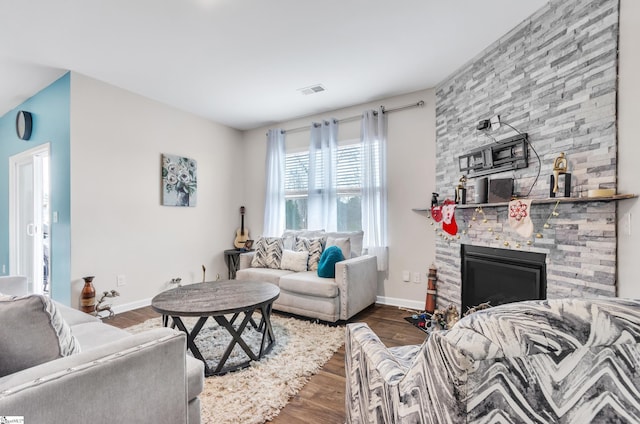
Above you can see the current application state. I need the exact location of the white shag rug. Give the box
[126,314,344,424]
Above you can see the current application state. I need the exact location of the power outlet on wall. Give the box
[412,272,421,284]
[116,275,126,286]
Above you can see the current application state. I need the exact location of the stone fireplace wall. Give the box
[434,0,620,309]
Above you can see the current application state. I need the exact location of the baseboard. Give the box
[114,295,423,315]
[112,297,152,314]
[376,296,424,311]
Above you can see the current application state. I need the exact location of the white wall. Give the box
[63,1,636,312]
[69,73,243,310]
[617,0,640,298]
[242,89,436,309]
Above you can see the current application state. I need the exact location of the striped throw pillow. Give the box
[251,237,284,269]
[295,236,324,271]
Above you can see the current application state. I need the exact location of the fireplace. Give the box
[461,245,546,312]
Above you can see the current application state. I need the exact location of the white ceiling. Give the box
[0,0,548,130]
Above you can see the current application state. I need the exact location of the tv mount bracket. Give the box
[458,133,529,177]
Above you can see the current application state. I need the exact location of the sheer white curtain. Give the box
[361,107,388,271]
[263,129,286,236]
[307,119,338,231]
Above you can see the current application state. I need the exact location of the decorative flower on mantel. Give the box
[162,154,197,207]
[508,199,533,238]
[509,200,528,221]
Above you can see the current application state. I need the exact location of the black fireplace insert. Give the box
[461,245,546,313]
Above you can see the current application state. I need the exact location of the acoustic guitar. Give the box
[234,206,250,248]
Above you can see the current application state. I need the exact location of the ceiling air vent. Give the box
[298,84,326,96]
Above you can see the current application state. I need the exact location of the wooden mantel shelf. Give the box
[412,193,637,212]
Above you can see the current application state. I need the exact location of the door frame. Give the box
[9,143,51,292]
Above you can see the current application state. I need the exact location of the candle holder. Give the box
[94,290,120,319]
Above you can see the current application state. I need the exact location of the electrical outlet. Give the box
[116,275,126,286]
[1,264,5,274]
[402,270,410,282]
[412,272,421,284]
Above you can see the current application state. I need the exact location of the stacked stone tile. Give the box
[434,0,619,309]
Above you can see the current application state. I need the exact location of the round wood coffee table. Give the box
[151,280,280,376]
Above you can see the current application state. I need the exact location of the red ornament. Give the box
[431,205,443,222]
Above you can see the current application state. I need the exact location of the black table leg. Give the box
[224,251,241,279]
[171,316,212,375]
[229,255,239,279]
[213,310,258,374]
[168,302,277,376]
[224,255,232,279]
[259,303,276,356]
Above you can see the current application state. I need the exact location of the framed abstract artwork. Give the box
[161,153,197,207]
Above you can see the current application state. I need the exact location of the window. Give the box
[284,151,309,230]
[285,142,362,231]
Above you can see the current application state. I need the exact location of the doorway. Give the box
[9,144,51,295]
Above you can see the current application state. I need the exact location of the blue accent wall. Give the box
[0,73,71,305]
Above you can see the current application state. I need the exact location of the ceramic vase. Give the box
[176,190,189,206]
[80,276,96,314]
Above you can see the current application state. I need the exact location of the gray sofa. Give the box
[346,297,640,423]
[0,276,203,424]
[236,230,378,322]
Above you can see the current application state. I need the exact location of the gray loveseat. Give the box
[346,297,640,423]
[0,276,203,424]
[236,230,378,322]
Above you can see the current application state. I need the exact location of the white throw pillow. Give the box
[326,237,351,259]
[280,249,309,272]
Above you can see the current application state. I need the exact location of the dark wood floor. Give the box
[106,303,427,423]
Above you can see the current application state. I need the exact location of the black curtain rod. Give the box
[268,100,425,136]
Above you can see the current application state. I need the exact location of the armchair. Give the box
[346,297,640,423]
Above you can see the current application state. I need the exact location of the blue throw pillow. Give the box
[317,245,345,278]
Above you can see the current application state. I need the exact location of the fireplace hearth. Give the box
[461,245,546,313]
